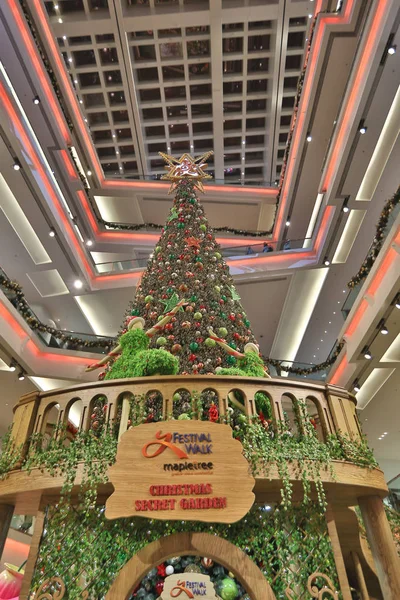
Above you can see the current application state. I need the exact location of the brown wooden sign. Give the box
[105,421,255,523]
[161,573,218,599]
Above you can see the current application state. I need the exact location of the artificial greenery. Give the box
[31,502,341,600]
[0,428,23,480]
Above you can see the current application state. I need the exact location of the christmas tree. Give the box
[88,152,263,379]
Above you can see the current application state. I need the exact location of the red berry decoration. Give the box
[208,403,219,422]
[155,581,164,595]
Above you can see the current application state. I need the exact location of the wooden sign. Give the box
[161,573,218,599]
[105,421,255,523]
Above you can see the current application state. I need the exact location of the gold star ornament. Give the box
[159,151,213,193]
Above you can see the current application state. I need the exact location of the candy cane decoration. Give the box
[207,328,244,359]
[85,299,186,372]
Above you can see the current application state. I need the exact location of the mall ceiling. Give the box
[0,0,399,411]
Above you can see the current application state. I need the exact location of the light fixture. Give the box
[308,13,312,18]
[86,240,93,247]
[342,198,350,213]
[388,45,396,55]
[353,381,360,393]
[18,371,25,381]
[58,18,63,23]
[274,179,279,186]
[380,324,388,335]
[285,219,291,227]
[13,160,21,171]
[49,228,56,238]
[87,170,92,176]
[33,96,40,105]
[63,35,67,40]
[9,360,16,372]
[324,257,330,266]
[396,300,400,309]
[363,348,372,360]
[306,134,312,142]
[358,120,367,134]
[74,279,83,289]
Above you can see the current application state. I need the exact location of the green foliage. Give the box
[0,427,23,480]
[31,502,341,600]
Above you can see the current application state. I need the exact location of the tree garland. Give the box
[0,273,113,351]
[348,185,400,288]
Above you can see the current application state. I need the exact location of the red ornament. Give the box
[165,323,174,331]
[171,344,182,354]
[208,403,219,422]
[189,353,197,362]
[233,332,241,340]
[167,335,175,341]
[229,313,236,321]
[157,564,166,578]
[155,581,164,595]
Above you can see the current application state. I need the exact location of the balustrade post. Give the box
[358,495,400,599]
[118,394,131,441]
[325,504,352,600]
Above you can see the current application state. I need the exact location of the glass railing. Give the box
[95,237,312,275]
[104,173,279,188]
[0,268,113,355]
[387,474,400,511]
[267,360,328,381]
[341,202,400,319]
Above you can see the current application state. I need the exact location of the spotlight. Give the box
[286,219,291,227]
[380,324,388,335]
[13,160,21,171]
[86,240,93,247]
[324,257,330,266]
[87,170,92,176]
[9,360,16,372]
[358,120,367,134]
[342,199,350,213]
[18,371,25,381]
[74,279,83,289]
[363,348,372,360]
[33,96,40,105]
[49,228,56,238]
[396,300,400,309]
[274,179,279,186]
[388,45,396,55]
[353,381,360,393]
[306,134,312,142]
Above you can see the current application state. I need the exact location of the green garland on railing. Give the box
[263,341,345,377]
[348,185,400,288]
[0,273,113,350]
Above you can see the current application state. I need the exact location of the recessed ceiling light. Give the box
[13,160,21,171]
[308,14,312,18]
[286,219,291,227]
[63,35,67,40]
[74,79,78,84]
[384,432,388,435]
[328,321,331,324]
[74,279,83,289]
[306,134,312,142]
[87,170,92,176]
[54,3,59,8]
[86,240,93,247]
[58,18,63,23]
[49,228,56,237]
[33,96,40,105]
[388,45,396,55]
[333,311,336,315]
[79,99,83,104]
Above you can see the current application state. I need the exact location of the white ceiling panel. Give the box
[27,269,70,297]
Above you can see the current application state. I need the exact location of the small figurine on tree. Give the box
[85,299,185,379]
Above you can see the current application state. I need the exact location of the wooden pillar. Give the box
[20,510,45,600]
[350,551,369,600]
[358,495,400,600]
[0,504,14,561]
[325,504,352,600]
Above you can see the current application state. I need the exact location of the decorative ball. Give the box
[184,564,202,573]
[173,392,182,402]
[178,413,191,420]
[200,224,207,232]
[218,327,228,337]
[215,252,222,259]
[171,344,182,354]
[155,246,162,253]
[226,355,236,365]
[165,565,174,576]
[194,312,202,320]
[189,342,199,351]
[205,338,216,348]
[156,337,167,347]
[214,285,221,293]
[201,557,214,569]
[220,578,238,600]
[155,581,164,595]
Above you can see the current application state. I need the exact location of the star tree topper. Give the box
[159,151,213,193]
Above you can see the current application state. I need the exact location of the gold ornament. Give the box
[184,563,202,573]
[159,151,213,193]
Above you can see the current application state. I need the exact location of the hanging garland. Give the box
[0,273,113,351]
[263,340,345,377]
[347,186,400,288]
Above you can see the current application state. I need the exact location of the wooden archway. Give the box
[106,531,276,600]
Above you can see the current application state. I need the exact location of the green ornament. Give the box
[189,198,196,205]
[218,327,228,337]
[220,578,238,600]
[200,224,207,232]
[226,355,236,365]
[189,342,199,351]
[190,294,197,302]
[244,319,250,327]
[229,342,237,350]
[215,252,222,259]
[173,392,182,402]
[178,413,191,420]
[195,257,202,262]
[167,287,174,294]
[156,336,167,346]
[177,222,185,229]
[194,312,202,320]
[155,246,161,254]
[220,312,227,320]
[221,295,227,302]
[144,295,153,303]
[131,308,140,316]
[168,254,175,260]
[237,414,247,424]
[205,338,216,348]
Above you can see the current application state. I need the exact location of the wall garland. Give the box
[0,273,113,351]
[347,185,400,288]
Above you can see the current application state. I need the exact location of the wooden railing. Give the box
[10,375,362,459]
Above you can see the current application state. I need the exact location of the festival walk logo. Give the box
[105,421,255,524]
[161,573,218,599]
